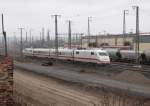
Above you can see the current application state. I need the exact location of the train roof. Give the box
[24,48,107,52]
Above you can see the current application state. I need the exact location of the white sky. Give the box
[0,0,150,38]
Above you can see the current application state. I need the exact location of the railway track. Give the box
[59,61,150,77]
[63,61,150,75]
[14,61,150,98]
[111,62,150,72]
[104,62,150,78]
[21,57,150,77]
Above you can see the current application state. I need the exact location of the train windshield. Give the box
[99,52,108,56]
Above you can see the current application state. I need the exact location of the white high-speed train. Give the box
[23,48,110,65]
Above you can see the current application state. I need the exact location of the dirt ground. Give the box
[14,68,150,106]
[114,70,150,86]
[14,69,101,106]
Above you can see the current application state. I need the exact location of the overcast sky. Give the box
[0,0,150,38]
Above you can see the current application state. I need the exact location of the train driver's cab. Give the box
[97,51,110,63]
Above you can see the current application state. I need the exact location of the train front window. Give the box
[99,52,108,56]
[91,52,94,55]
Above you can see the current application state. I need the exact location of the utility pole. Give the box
[47,29,50,47]
[51,15,61,59]
[1,14,7,56]
[13,32,16,57]
[13,32,18,57]
[80,35,82,49]
[39,32,42,47]
[123,10,129,45]
[18,28,24,59]
[67,20,72,49]
[29,29,32,47]
[42,28,45,47]
[26,31,27,42]
[133,6,140,64]
[32,35,34,47]
[88,17,92,47]
[103,30,106,46]
[76,34,78,45]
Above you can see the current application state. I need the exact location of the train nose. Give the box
[99,56,110,62]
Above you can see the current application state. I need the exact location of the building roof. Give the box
[82,34,150,39]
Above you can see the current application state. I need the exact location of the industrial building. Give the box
[82,34,150,51]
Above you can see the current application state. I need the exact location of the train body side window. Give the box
[91,52,94,55]
[76,51,79,55]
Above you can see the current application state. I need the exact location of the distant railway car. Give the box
[119,50,144,62]
[104,48,146,63]
[104,48,121,61]
[23,48,110,65]
[119,50,137,62]
[143,49,150,62]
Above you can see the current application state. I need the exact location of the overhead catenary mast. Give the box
[1,14,7,56]
[26,31,28,43]
[29,29,33,47]
[18,27,24,59]
[32,34,34,47]
[47,29,50,47]
[123,10,129,45]
[67,20,72,49]
[133,6,140,64]
[88,17,92,47]
[42,28,45,47]
[39,32,42,47]
[51,14,61,60]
